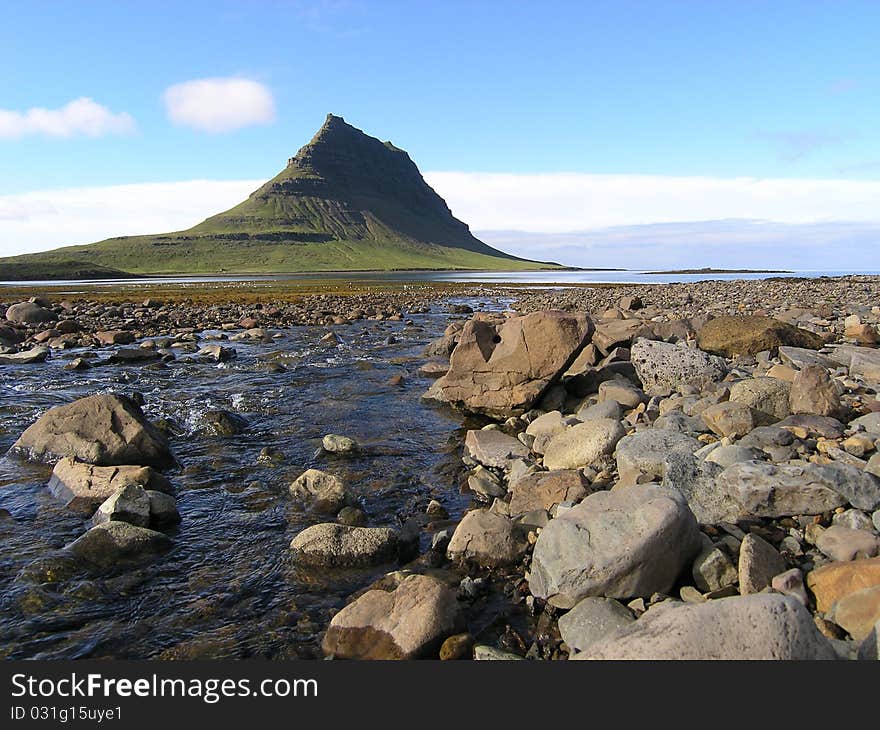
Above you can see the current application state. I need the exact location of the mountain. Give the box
[0,115,559,277]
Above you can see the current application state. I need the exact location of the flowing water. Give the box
[0,296,502,659]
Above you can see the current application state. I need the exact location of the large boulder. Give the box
[66,521,172,567]
[424,311,593,417]
[697,315,824,357]
[48,457,172,512]
[446,509,528,567]
[9,394,175,469]
[542,419,626,471]
[630,338,728,396]
[579,594,836,660]
[322,574,461,659]
[289,524,398,567]
[5,301,57,325]
[529,484,701,605]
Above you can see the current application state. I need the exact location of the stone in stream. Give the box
[0,346,49,365]
[9,393,176,469]
[629,338,728,396]
[507,469,591,515]
[321,574,461,659]
[107,348,161,364]
[614,429,702,482]
[202,410,248,436]
[289,469,354,514]
[577,594,836,660]
[541,419,626,471]
[463,429,529,469]
[558,597,635,655]
[66,521,172,567]
[198,344,237,362]
[95,330,135,346]
[738,533,787,594]
[5,301,56,325]
[289,524,398,567]
[322,433,359,454]
[424,311,594,418]
[146,490,180,525]
[528,483,701,605]
[47,457,173,512]
[696,315,824,357]
[90,484,152,528]
[446,509,528,567]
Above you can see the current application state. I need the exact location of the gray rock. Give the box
[289,469,354,514]
[729,377,792,422]
[146,490,180,526]
[813,462,880,511]
[858,621,880,660]
[463,429,529,469]
[90,484,151,528]
[467,466,506,500]
[47,457,172,512]
[615,429,701,481]
[833,509,876,532]
[739,533,787,594]
[5,301,56,325]
[815,526,880,562]
[692,547,737,592]
[577,594,837,660]
[0,346,50,365]
[473,646,525,660]
[66,521,172,566]
[654,410,708,434]
[778,346,835,370]
[576,400,622,422]
[446,509,528,567]
[630,338,728,396]
[704,444,764,469]
[529,483,701,603]
[661,451,728,525]
[559,597,635,655]
[542,419,626,470]
[289,524,398,567]
[322,433,359,453]
[771,568,809,605]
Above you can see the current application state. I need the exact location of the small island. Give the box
[645,267,793,275]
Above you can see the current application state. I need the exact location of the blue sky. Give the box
[2,0,880,268]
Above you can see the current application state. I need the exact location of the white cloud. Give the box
[423,172,880,231]
[163,78,276,133]
[0,97,135,139]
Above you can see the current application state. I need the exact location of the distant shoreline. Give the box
[645,267,793,275]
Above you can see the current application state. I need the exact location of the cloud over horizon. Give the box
[163,77,277,133]
[0,98,135,139]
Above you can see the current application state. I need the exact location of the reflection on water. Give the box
[0,299,495,659]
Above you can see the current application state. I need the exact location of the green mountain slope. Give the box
[1,115,559,278]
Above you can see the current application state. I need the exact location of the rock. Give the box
[289,524,398,567]
[425,311,594,417]
[203,410,248,436]
[10,394,175,468]
[597,379,645,409]
[439,633,474,660]
[418,362,448,379]
[5,301,56,325]
[830,587,880,642]
[776,413,845,439]
[619,295,643,311]
[508,469,591,515]
[322,434,358,453]
[578,594,836,660]
[467,466,506,500]
[146,490,180,525]
[779,346,836,370]
[446,509,528,567]
[542,419,626,471]
[692,547,738,592]
[529,483,701,603]
[739,533,787,594]
[859,622,880,660]
[615,429,701,482]
[90,484,151,528]
[0,346,50,365]
[322,574,461,659]
[47,457,172,512]
[95,330,135,346]
[630,338,728,396]
[701,401,761,438]
[811,462,880,511]
[713,460,849,520]
[473,646,524,660]
[576,400,622,422]
[815,526,880,562]
[66,521,172,567]
[289,469,354,514]
[660,451,727,524]
[833,508,876,532]
[729,377,792,422]
[704,444,763,469]
[806,557,880,613]
[697,315,824,357]
[592,319,646,351]
[772,568,809,605]
[559,597,635,655]
[851,349,880,383]
[337,506,367,527]
[198,344,236,362]
[789,365,842,417]
[525,411,568,454]
[464,429,529,469]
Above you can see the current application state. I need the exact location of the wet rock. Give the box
[463,429,529,469]
[446,509,528,567]
[0,346,49,365]
[289,469,354,514]
[9,393,175,468]
[508,469,590,515]
[542,419,626,471]
[198,344,236,362]
[738,533,787,594]
[424,311,594,417]
[815,526,880,562]
[529,483,701,604]
[95,330,135,346]
[147,490,180,526]
[203,410,248,436]
[615,429,701,482]
[697,315,824,357]
[559,597,635,655]
[90,484,151,528]
[337,506,367,527]
[790,365,842,417]
[579,594,836,660]
[439,633,474,660]
[322,574,461,659]
[47,457,172,512]
[289,524,398,567]
[66,521,172,567]
[418,361,448,378]
[630,338,728,396]
[322,433,359,454]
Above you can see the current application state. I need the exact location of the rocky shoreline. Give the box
[2,275,880,660]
